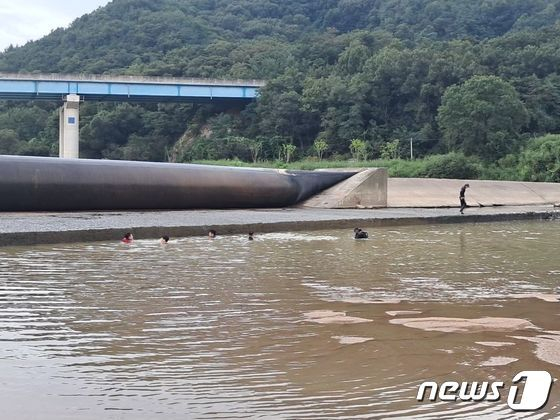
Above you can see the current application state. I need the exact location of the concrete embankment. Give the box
[388,178,560,207]
[302,172,560,209]
[303,168,388,208]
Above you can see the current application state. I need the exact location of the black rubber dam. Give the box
[0,155,356,211]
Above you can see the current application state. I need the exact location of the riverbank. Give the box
[1,205,558,246]
[388,178,560,207]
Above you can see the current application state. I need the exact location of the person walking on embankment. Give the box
[459,184,470,214]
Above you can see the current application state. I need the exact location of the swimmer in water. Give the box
[208,229,217,238]
[160,235,170,244]
[248,232,254,240]
[354,227,368,239]
[121,232,134,243]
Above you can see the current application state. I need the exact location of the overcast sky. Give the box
[0,0,112,52]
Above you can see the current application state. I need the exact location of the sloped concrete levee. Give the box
[302,168,387,208]
[388,178,560,207]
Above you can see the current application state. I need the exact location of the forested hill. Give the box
[1,0,559,76]
[1,0,560,180]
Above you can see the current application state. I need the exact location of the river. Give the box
[0,220,559,418]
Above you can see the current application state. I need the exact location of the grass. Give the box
[192,158,429,177]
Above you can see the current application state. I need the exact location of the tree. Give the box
[380,139,401,160]
[437,75,528,161]
[514,74,560,134]
[518,134,560,182]
[313,138,328,160]
[0,106,50,141]
[16,137,52,156]
[80,104,145,158]
[248,139,263,163]
[349,138,368,161]
[0,129,21,155]
[256,73,317,151]
[282,143,297,163]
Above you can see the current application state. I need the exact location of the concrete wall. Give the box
[303,168,387,208]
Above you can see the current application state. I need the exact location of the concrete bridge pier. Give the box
[58,94,80,158]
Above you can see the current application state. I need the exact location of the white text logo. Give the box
[417,371,553,411]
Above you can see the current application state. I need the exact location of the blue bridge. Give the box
[0,72,263,102]
[0,73,265,158]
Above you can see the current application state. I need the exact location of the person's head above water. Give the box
[354,228,368,239]
[122,232,133,243]
[160,235,170,244]
[248,232,254,240]
[208,229,217,238]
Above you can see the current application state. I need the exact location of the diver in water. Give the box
[354,227,368,239]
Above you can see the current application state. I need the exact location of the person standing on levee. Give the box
[459,183,470,214]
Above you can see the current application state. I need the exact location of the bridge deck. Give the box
[0,72,264,102]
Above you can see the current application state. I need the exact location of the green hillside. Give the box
[1,0,560,179]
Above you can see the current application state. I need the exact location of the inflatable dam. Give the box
[0,155,357,211]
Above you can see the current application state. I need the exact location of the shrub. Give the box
[518,134,560,182]
[349,138,369,160]
[420,153,481,179]
[385,159,426,177]
[479,154,522,180]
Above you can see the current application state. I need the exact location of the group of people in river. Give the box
[121,227,368,244]
[121,184,470,244]
[121,230,256,244]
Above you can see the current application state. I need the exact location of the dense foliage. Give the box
[1,0,560,180]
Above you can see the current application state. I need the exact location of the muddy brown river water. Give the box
[0,220,559,419]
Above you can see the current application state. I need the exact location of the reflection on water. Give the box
[0,221,559,418]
